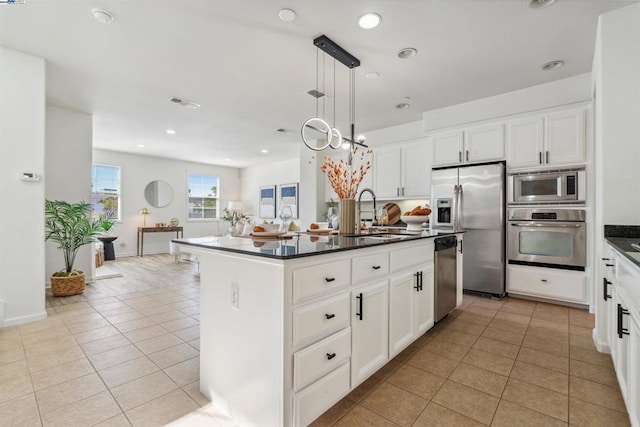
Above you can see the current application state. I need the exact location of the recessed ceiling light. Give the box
[278,8,296,22]
[91,8,114,24]
[396,103,410,110]
[261,149,269,154]
[542,60,564,71]
[224,158,231,162]
[137,144,145,148]
[166,129,176,135]
[365,72,379,79]
[401,97,411,102]
[397,48,417,59]
[528,0,557,9]
[358,13,381,29]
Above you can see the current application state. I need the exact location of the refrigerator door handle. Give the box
[456,184,463,231]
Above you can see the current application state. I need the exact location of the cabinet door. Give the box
[373,147,402,199]
[506,116,544,169]
[415,266,434,335]
[544,109,586,166]
[389,272,416,358]
[351,280,389,387]
[464,123,505,163]
[613,288,631,403]
[401,139,431,199]
[629,314,640,427]
[431,130,464,167]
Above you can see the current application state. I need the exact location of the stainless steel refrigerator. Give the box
[431,161,506,298]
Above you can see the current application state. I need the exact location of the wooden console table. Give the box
[137,226,183,257]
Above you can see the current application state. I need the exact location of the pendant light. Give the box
[301,35,368,161]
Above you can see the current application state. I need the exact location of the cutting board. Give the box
[382,202,401,225]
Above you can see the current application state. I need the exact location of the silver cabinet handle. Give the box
[510,223,582,228]
[546,151,549,164]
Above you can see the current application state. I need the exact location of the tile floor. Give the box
[0,254,630,426]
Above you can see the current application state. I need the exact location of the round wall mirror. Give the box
[144,180,173,208]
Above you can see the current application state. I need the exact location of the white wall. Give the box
[93,150,241,256]
[0,47,47,326]
[45,105,93,283]
[240,157,300,222]
[423,73,592,132]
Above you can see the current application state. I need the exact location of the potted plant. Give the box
[45,200,104,296]
[97,209,117,235]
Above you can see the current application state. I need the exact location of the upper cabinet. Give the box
[431,123,505,167]
[373,139,431,200]
[506,108,586,170]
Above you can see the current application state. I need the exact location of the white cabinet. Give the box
[432,124,504,167]
[389,264,434,358]
[351,280,389,386]
[506,108,586,169]
[373,139,431,199]
[506,264,587,304]
[603,244,640,425]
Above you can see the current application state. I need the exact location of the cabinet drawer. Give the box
[293,293,350,347]
[390,243,434,273]
[294,362,350,427]
[352,252,389,284]
[507,265,587,304]
[292,260,350,304]
[294,328,351,391]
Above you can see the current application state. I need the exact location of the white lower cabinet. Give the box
[350,280,389,387]
[506,264,587,304]
[389,264,434,358]
[603,244,640,427]
[294,362,351,427]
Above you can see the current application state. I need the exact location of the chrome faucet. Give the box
[356,188,377,235]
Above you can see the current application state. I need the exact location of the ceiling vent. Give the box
[306,89,325,99]
[169,97,201,110]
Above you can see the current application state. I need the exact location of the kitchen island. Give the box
[172,231,460,426]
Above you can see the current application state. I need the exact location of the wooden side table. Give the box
[137,226,184,256]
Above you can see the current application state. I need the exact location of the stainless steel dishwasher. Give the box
[434,236,458,322]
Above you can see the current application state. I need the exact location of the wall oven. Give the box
[508,209,586,271]
[508,169,585,204]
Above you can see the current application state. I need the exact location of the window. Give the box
[92,164,121,220]
[188,173,219,220]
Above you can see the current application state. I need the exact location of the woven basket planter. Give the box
[50,272,86,296]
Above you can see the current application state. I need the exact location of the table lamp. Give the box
[138,208,151,226]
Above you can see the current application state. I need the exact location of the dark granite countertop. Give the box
[604,225,640,269]
[172,230,459,260]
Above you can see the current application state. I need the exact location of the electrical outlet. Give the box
[230,283,239,309]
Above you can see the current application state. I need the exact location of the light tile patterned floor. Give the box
[0,255,630,426]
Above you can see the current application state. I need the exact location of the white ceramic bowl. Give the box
[254,223,280,233]
[401,215,429,231]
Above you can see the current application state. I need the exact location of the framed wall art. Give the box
[258,185,276,219]
[278,183,299,219]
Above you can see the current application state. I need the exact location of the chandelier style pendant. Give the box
[301,35,368,158]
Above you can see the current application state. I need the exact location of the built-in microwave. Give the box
[507,169,585,204]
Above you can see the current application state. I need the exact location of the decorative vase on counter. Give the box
[339,199,356,235]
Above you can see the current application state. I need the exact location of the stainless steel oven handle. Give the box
[510,223,583,228]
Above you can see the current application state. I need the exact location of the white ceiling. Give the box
[0,0,634,168]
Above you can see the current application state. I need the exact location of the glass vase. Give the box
[339,199,356,235]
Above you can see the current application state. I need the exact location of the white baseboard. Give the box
[3,310,48,327]
[592,328,611,354]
